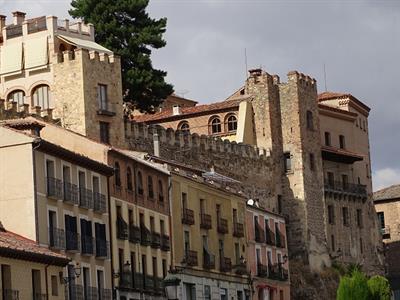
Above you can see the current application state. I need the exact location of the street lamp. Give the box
[113,261,131,278]
[163,273,181,300]
[60,263,81,284]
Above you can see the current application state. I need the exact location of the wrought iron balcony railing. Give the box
[1,289,19,300]
[233,222,244,238]
[85,286,98,300]
[140,226,151,246]
[63,182,79,205]
[203,251,215,269]
[257,263,268,277]
[217,218,228,234]
[93,192,107,214]
[265,227,276,246]
[275,229,286,248]
[116,217,128,240]
[182,208,195,225]
[79,187,93,209]
[200,213,212,230]
[47,177,63,199]
[324,180,367,197]
[95,239,109,258]
[161,234,170,251]
[220,257,232,272]
[32,293,47,300]
[48,227,65,250]
[129,225,141,243]
[151,232,161,249]
[81,235,94,255]
[65,230,80,252]
[183,250,198,266]
[255,224,265,243]
[98,289,112,300]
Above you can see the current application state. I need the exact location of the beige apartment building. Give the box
[0,222,70,300]
[0,123,113,300]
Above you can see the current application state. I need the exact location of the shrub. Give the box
[368,275,391,300]
[337,270,371,300]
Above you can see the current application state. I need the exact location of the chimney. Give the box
[0,15,6,31]
[172,105,181,116]
[12,11,26,25]
[153,133,160,157]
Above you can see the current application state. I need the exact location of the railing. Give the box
[324,180,367,197]
[268,264,289,281]
[257,264,268,277]
[95,239,108,258]
[151,232,161,249]
[203,251,215,269]
[161,234,170,251]
[220,257,232,272]
[32,293,47,300]
[265,227,276,246]
[144,275,154,291]
[182,208,195,225]
[27,17,47,34]
[140,225,151,246]
[129,225,141,243]
[133,273,144,290]
[153,277,165,295]
[217,218,228,234]
[99,289,112,300]
[85,286,98,300]
[79,187,93,209]
[6,25,22,39]
[183,250,198,266]
[81,235,94,255]
[93,192,107,214]
[49,227,65,249]
[255,224,265,243]
[233,222,244,237]
[66,284,83,300]
[276,229,286,248]
[119,272,132,289]
[234,262,247,275]
[65,231,80,252]
[381,226,391,239]
[200,213,212,230]
[116,217,128,240]
[63,182,79,205]
[1,289,19,300]
[47,177,63,199]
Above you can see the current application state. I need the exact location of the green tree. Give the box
[368,275,391,300]
[337,270,371,300]
[69,0,173,112]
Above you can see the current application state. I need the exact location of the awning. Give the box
[24,36,48,70]
[0,42,23,75]
[57,34,112,54]
[321,146,364,164]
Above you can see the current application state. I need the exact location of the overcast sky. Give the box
[1,0,399,190]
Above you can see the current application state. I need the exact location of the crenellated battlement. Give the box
[286,70,317,90]
[55,48,120,66]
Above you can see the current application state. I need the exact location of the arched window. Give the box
[148,176,154,199]
[127,167,133,191]
[158,180,164,202]
[209,116,222,134]
[7,90,25,106]
[114,162,121,187]
[137,171,143,195]
[32,85,50,109]
[178,121,190,133]
[226,115,237,132]
[306,110,313,130]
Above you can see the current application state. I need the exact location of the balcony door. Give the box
[97,270,104,300]
[83,267,90,300]
[32,269,41,299]
[48,210,57,247]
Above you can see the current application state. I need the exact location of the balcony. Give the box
[47,177,63,199]
[161,234,171,251]
[79,187,93,209]
[81,235,94,255]
[217,218,228,234]
[133,273,144,290]
[234,262,247,275]
[324,180,367,197]
[151,232,161,249]
[276,230,286,248]
[119,272,132,289]
[99,289,112,300]
[67,284,83,300]
[183,250,198,266]
[32,293,47,300]
[153,277,165,295]
[48,227,65,250]
[268,264,289,281]
[144,275,155,292]
[85,286,98,300]
[117,217,128,240]
[97,103,116,117]
[182,208,195,225]
[265,227,276,246]
[129,225,141,243]
[63,182,79,205]
[93,192,107,214]
[203,250,215,269]
[233,222,244,238]
[200,213,212,230]
[321,146,364,164]
[65,231,80,252]
[95,239,109,258]
[220,257,232,272]
[140,226,151,246]
[381,226,391,239]
[255,225,265,243]
[1,289,19,300]
[257,264,268,277]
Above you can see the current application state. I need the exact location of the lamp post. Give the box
[60,263,81,284]
[162,273,181,300]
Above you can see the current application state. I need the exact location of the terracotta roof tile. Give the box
[374,184,400,201]
[318,91,370,112]
[132,97,249,123]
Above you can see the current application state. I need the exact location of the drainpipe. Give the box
[45,264,50,300]
[167,175,174,270]
[106,173,116,299]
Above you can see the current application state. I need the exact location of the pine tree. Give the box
[69,0,173,112]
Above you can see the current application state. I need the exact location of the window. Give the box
[8,90,25,106]
[235,242,240,265]
[160,219,165,235]
[360,238,363,253]
[377,212,385,230]
[32,269,42,298]
[324,132,331,146]
[162,259,167,278]
[51,275,58,296]
[127,167,133,191]
[309,153,315,171]
[178,121,190,133]
[97,269,105,295]
[277,195,282,214]
[306,110,313,130]
[328,205,335,225]
[342,207,349,226]
[32,85,50,109]
[95,223,107,257]
[48,210,57,247]
[331,234,335,251]
[182,192,188,210]
[184,230,190,253]
[137,171,143,195]
[150,216,155,232]
[284,152,292,172]
[148,176,154,198]
[114,162,121,187]
[327,172,334,187]
[204,285,211,300]
[342,174,348,190]
[356,209,363,228]
[80,219,93,254]
[92,176,100,194]
[209,116,222,134]
[65,215,78,251]
[99,122,110,144]
[280,290,284,300]
[98,84,108,111]
[158,180,164,202]
[339,135,346,149]
[226,115,238,132]
[152,256,157,278]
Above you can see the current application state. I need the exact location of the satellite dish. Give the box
[247,199,254,206]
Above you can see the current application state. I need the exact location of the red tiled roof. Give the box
[0,223,69,266]
[318,91,370,112]
[132,97,248,123]
[318,103,358,117]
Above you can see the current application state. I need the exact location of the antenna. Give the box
[244,48,248,79]
[323,63,328,92]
